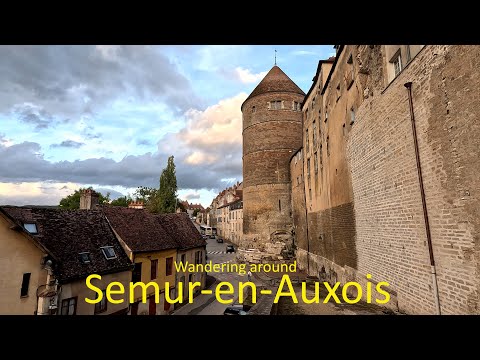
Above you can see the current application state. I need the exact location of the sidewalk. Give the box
[249,268,392,315]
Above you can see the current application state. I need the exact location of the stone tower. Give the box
[242,65,305,248]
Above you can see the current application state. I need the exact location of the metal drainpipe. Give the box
[404,82,441,315]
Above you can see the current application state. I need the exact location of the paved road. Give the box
[172,227,248,315]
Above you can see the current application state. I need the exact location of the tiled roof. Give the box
[1,206,133,283]
[103,207,205,252]
[103,206,178,253]
[242,65,306,109]
[159,213,206,250]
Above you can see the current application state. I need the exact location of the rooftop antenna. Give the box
[274,49,277,66]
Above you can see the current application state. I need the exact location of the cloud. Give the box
[232,67,267,84]
[50,140,85,148]
[12,103,54,130]
[0,46,198,122]
[290,50,318,56]
[94,187,125,200]
[0,182,79,206]
[184,192,201,201]
[136,138,153,146]
[0,92,246,198]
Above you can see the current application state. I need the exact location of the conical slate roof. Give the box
[242,65,305,109]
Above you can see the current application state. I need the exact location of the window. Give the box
[405,45,411,62]
[325,111,328,123]
[278,199,281,212]
[309,188,312,201]
[326,136,330,156]
[151,259,158,280]
[194,251,202,265]
[293,101,301,111]
[350,108,355,125]
[343,123,346,136]
[306,129,309,151]
[94,290,107,314]
[307,158,311,178]
[252,106,256,113]
[23,223,37,234]
[270,100,282,110]
[392,53,402,77]
[61,297,77,315]
[132,263,142,283]
[346,54,354,90]
[180,254,186,264]
[20,273,31,297]
[131,302,139,315]
[79,252,91,264]
[101,246,116,260]
[164,290,172,311]
[166,257,173,276]
[313,121,317,147]
[319,144,323,170]
[336,83,341,102]
[314,152,318,174]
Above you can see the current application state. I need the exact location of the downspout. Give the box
[301,110,311,275]
[404,82,441,315]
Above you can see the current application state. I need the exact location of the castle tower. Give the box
[242,65,305,246]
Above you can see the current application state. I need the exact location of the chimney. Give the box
[128,201,145,209]
[80,189,99,210]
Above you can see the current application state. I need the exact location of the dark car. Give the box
[223,304,247,315]
[226,245,235,253]
[209,234,216,239]
[216,237,224,243]
[201,234,208,240]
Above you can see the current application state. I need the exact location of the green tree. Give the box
[59,187,110,209]
[150,155,177,213]
[177,198,186,212]
[110,195,133,207]
[193,208,200,217]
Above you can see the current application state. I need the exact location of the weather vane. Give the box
[275,49,277,65]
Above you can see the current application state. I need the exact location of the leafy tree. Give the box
[150,155,177,213]
[134,186,157,203]
[110,195,133,207]
[193,208,200,217]
[59,187,110,209]
[177,198,186,212]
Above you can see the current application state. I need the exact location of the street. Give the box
[172,225,247,315]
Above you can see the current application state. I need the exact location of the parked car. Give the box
[209,234,216,239]
[201,234,208,240]
[216,237,224,243]
[226,244,235,253]
[223,304,247,315]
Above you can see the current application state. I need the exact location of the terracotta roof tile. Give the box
[1,206,133,283]
[103,206,177,253]
[242,65,305,109]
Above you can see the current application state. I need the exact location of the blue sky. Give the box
[0,45,334,207]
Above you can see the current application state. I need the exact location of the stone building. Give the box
[241,65,305,249]
[291,45,480,314]
[209,182,243,240]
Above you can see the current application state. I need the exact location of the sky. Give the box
[0,45,334,207]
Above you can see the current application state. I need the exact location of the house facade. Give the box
[1,206,133,315]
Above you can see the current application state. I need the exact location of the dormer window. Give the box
[23,223,37,234]
[252,106,256,113]
[101,246,116,260]
[79,252,91,264]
